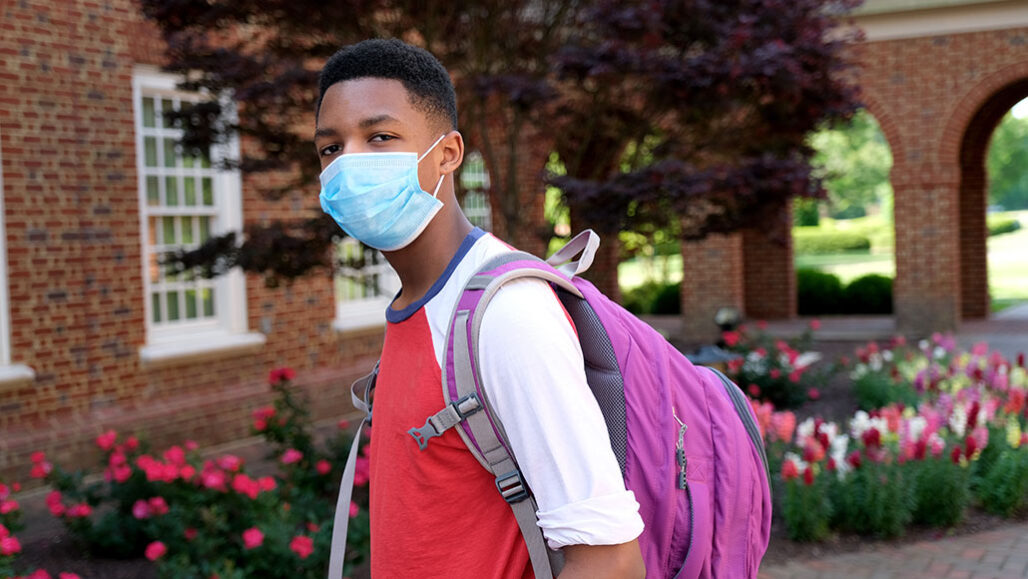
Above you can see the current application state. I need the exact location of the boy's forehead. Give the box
[319,77,420,127]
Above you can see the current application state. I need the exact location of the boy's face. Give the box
[315,78,443,193]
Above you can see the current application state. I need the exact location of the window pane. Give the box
[142,97,156,128]
[161,98,175,128]
[163,138,177,168]
[200,152,211,169]
[199,216,210,242]
[183,151,194,169]
[166,291,180,321]
[148,251,160,283]
[184,178,196,206]
[202,178,213,206]
[162,216,176,245]
[146,176,159,206]
[181,216,194,245]
[202,288,215,317]
[185,289,198,319]
[165,176,178,206]
[144,137,157,167]
[151,292,162,323]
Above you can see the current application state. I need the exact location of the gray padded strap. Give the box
[326,419,366,579]
[545,229,600,277]
[350,364,378,419]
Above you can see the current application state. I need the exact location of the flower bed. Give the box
[754,334,1028,542]
[5,368,370,578]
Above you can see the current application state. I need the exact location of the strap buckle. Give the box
[408,394,483,451]
[495,470,530,504]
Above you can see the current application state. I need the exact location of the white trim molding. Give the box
[0,121,36,388]
[853,0,1028,41]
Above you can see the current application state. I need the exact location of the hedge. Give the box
[794,228,872,254]
[987,216,1022,237]
[797,270,893,315]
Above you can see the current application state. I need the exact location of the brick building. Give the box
[0,0,402,480]
[679,0,1028,342]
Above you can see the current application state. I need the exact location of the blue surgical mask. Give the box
[319,134,447,251]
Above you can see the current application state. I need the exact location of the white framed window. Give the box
[0,125,35,384]
[461,151,492,231]
[133,67,264,364]
[333,238,400,332]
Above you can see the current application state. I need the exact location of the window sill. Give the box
[0,364,35,390]
[139,331,267,369]
[332,313,386,334]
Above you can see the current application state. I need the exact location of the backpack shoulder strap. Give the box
[327,364,377,579]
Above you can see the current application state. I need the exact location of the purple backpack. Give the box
[328,231,772,579]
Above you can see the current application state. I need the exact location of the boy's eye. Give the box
[319,144,340,157]
[369,134,395,143]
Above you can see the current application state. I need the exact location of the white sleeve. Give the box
[478,278,645,549]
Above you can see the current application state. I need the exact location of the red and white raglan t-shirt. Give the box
[368,228,644,578]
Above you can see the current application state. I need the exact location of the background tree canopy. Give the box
[141,0,863,285]
[988,108,1028,211]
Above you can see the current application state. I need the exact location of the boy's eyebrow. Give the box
[313,114,400,139]
[314,127,338,139]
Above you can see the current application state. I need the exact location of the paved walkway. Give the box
[759,523,1028,579]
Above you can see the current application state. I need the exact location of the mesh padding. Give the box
[556,288,628,476]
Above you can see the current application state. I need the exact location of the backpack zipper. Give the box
[672,407,694,574]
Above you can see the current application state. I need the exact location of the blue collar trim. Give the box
[386,227,486,323]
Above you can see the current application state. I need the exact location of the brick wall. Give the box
[679,233,745,345]
[0,0,380,481]
[742,202,796,321]
[855,28,1028,335]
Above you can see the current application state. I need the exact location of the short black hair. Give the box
[317,38,458,131]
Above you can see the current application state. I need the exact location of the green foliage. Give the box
[852,372,917,411]
[796,268,844,315]
[793,228,872,254]
[808,109,894,219]
[987,111,1028,210]
[651,282,681,315]
[909,457,971,528]
[829,462,913,538]
[987,216,1022,237]
[793,198,821,227]
[977,446,1028,517]
[782,476,832,541]
[620,281,681,315]
[843,274,893,314]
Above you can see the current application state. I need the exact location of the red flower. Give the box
[349,501,360,518]
[951,445,963,464]
[862,427,882,449]
[65,503,92,518]
[95,430,117,451]
[965,435,978,460]
[242,527,264,549]
[148,496,169,516]
[788,370,802,383]
[257,476,277,492]
[826,457,837,471]
[757,320,768,330]
[769,369,781,380]
[337,419,351,430]
[144,541,167,561]
[809,319,821,331]
[268,367,296,385]
[1018,352,1025,368]
[914,438,927,461]
[232,473,260,500]
[847,450,863,470]
[747,384,761,398]
[722,331,740,347]
[30,451,46,463]
[0,499,18,514]
[802,467,815,486]
[59,573,82,579]
[781,460,799,481]
[184,527,198,541]
[807,388,821,401]
[0,535,21,556]
[290,535,315,559]
[316,460,332,475]
[966,401,980,432]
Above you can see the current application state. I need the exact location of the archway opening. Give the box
[794,108,896,317]
[959,79,1028,320]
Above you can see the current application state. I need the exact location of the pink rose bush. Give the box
[757,336,1028,541]
[1,479,79,579]
[26,367,372,577]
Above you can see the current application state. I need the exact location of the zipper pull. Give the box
[673,407,688,490]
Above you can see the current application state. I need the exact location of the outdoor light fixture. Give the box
[714,306,741,332]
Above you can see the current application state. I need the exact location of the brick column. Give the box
[742,202,796,320]
[959,162,989,319]
[679,233,745,344]
[892,167,961,336]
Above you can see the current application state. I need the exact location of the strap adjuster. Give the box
[408,394,483,451]
[495,470,530,504]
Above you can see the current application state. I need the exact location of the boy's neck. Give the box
[386,208,475,311]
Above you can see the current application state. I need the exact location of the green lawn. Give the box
[619,210,1028,308]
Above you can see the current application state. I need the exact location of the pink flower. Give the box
[316,460,332,475]
[30,460,53,479]
[144,540,167,561]
[184,440,198,451]
[721,331,740,347]
[65,503,92,518]
[268,367,296,385]
[281,449,303,465]
[0,523,7,539]
[59,574,82,579]
[179,465,196,481]
[781,460,799,481]
[0,535,21,555]
[337,419,351,430]
[769,369,781,380]
[809,319,821,331]
[232,474,260,500]
[747,384,760,398]
[290,535,315,559]
[46,491,65,517]
[807,388,821,401]
[216,455,243,472]
[757,320,768,330]
[132,499,152,519]
[257,476,277,492]
[242,527,264,549]
[148,496,169,516]
[349,501,360,518]
[27,571,52,579]
[201,468,227,492]
[353,456,370,487]
[125,436,139,451]
[0,499,18,514]
[30,451,46,463]
[96,430,117,451]
[788,370,802,383]
[306,522,320,533]
[163,446,186,466]
[0,482,8,501]
[184,527,198,541]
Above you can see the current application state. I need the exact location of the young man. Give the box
[315,39,645,578]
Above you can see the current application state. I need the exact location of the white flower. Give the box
[907,416,927,443]
[934,346,946,360]
[883,350,894,362]
[797,418,816,444]
[949,404,967,438]
[850,410,871,439]
[784,452,808,473]
[919,339,930,351]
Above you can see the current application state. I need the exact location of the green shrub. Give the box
[987,216,1022,237]
[797,268,844,315]
[829,461,913,538]
[794,199,820,227]
[794,228,872,254]
[843,274,893,314]
[651,282,681,315]
[977,446,1028,517]
[909,458,971,527]
[782,474,832,541]
[853,372,918,411]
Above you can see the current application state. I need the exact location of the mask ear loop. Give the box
[418,133,449,199]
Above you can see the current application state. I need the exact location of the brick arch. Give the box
[858,91,903,175]
[956,76,1028,318]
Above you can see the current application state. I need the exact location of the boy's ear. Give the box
[438,131,464,176]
